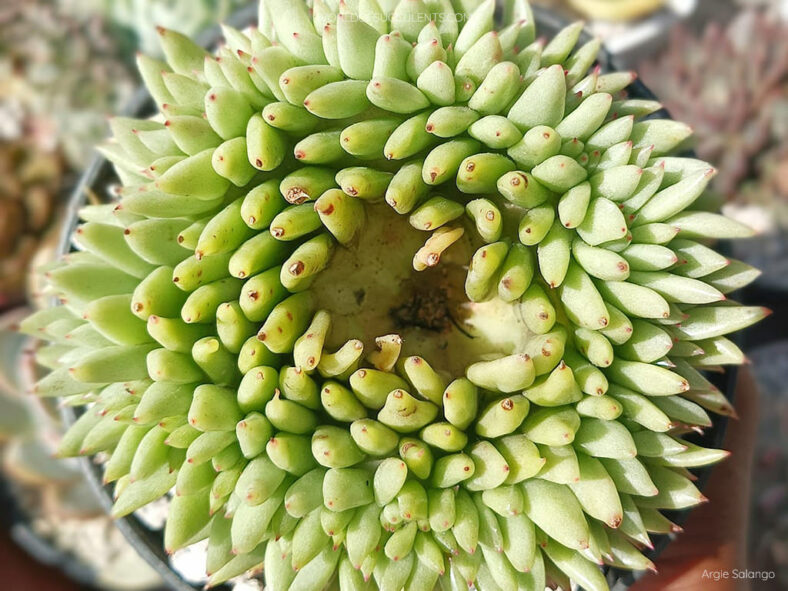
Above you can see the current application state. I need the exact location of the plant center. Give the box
[311,203,533,377]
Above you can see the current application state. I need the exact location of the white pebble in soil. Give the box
[134,494,170,531]
[170,538,209,585]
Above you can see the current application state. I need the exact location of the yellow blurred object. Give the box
[567,0,667,20]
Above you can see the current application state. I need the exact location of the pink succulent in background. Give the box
[639,8,788,227]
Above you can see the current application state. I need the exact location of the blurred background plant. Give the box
[63,0,248,55]
[0,310,163,590]
[638,3,788,232]
[0,1,136,171]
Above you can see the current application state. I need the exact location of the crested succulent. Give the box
[22,0,769,589]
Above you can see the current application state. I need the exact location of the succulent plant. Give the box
[67,0,249,56]
[21,0,768,589]
[638,8,788,228]
[0,0,136,170]
[0,0,137,311]
[0,309,163,590]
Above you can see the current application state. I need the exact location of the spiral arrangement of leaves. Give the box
[21,1,767,590]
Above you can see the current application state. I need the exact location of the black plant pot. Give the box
[54,3,738,590]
